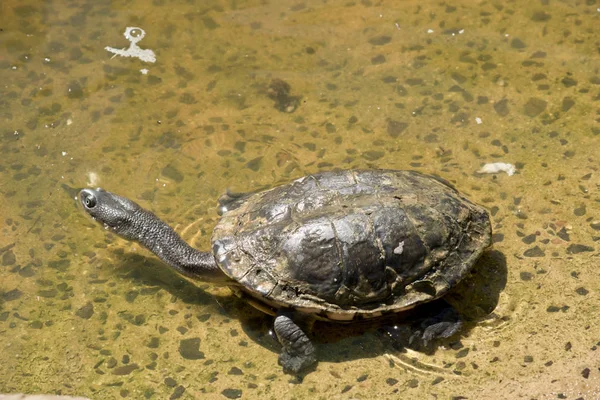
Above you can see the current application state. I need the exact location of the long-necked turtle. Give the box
[79,169,492,373]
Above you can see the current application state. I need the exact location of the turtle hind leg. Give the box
[273,312,317,374]
[379,301,463,352]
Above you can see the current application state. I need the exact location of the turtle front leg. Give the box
[217,190,253,215]
[273,312,317,374]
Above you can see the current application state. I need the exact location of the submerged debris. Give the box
[477,162,516,176]
[105,27,156,63]
[266,78,300,113]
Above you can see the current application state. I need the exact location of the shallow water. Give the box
[1,0,600,398]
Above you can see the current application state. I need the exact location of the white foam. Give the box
[477,162,516,176]
[105,27,156,63]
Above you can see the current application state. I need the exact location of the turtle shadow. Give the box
[111,249,507,375]
[237,249,508,373]
[112,253,217,307]
[112,253,288,360]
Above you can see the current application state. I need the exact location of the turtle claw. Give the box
[274,313,317,374]
[278,349,317,374]
[421,319,463,346]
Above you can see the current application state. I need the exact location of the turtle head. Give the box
[79,187,227,283]
[79,188,143,240]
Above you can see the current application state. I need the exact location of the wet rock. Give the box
[112,363,139,375]
[575,287,588,296]
[522,234,536,244]
[362,150,384,161]
[561,77,577,87]
[546,305,569,312]
[574,205,586,216]
[459,54,477,64]
[29,320,43,329]
[14,5,38,17]
[228,367,243,375]
[162,165,184,183]
[76,302,94,319]
[561,97,575,112]
[38,289,58,298]
[492,233,504,243]
[405,78,423,86]
[520,272,533,281]
[371,54,386,64]
[557,228,570,241]
[222,389,242,399]
[125,290,138,303]
[368,35,391,46]
[510,38,526,49]
[164,377,177,387]
[531,11,551,22]
[106,357,117,368]
[179,93,196,104]
[523,97,547,117]
[197,314,211,322]
[493,99,509,116]
[203,16,219,30]
[564,342,572,351]
[456,348,469,358]
[176,326,188,335]
[245,156,263,172]
[148,75,162,85]
[179,337,204,360]
[48,259,70,271]
[387,120,408,138]
[2,250,16,266]
[67,81,84,99]
[341,385,353,393]
[407,378,419,388]
[523,246,545,257]
[582,368,590,379]
[567,244,594,254]
[171,385,186,399]
[386,377,398,386]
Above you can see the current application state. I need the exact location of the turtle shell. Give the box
[211,170,491,321]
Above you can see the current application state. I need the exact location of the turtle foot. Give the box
[274,313,317,374]
[278,349,317,374]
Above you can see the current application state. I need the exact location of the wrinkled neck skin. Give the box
[124,208,231,284]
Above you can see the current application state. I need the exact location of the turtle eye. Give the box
[84,195,97,208]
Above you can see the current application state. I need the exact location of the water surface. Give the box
[1,0,600,398]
